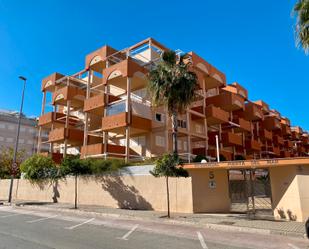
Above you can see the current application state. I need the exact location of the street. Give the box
[0,206,307,249]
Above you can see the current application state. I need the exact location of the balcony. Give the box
[236,102,264,121]
[221,132,243,147]
[262,116,281,130]
[38,112,79,128]
[284,140,293,148]
[223,82,248,99]
[281,124,291,137]
[81,143,130,158]
[41,72,64,92]
[259,129,273,141]
[272,147,281,156]
[52,85,86,107]
[273,135,284,145]
[245,140,261,152]
[40,152,63,164]
[48,128,83,145]
[187,52,226,90]
[281,117,290,126]
[254,100,270,113]
[280,151,291,158]
[84,95,105,115]
[85,45,118,72]
[102,112,151,132]
[205,105,229,125]
[206,90,245,112]
[233,117,251,133]
[208,149,233,161]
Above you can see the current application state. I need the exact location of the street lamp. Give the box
[8,76,27,203]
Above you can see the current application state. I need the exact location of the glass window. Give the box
[155,136,165,147]
[0,123,5,129]
[155,113,164,122]
[106,101,126,116]
[183,141,188,151]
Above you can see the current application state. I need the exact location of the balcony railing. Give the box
[221,132,243,147]
[245,140,261,151]
[52,85,86,107]
[48,127,83,145]
[262,116,281,130]
[273,135,284,145]
[259,129,273,141]
[205,105,229,125]
[206,90,245,111]
[233,117,251,133]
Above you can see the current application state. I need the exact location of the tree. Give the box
[20,154,59,183]
[150,154,189,218]
[148,51,198,154]
[60,156,92,209]
[0,146,25,179]
[294,0,309,54]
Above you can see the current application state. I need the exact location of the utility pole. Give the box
[8,76,27,203]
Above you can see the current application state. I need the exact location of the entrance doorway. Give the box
[228,169,273,217]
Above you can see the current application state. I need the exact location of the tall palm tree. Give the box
[294,0,309,54]
[148,51,198,154]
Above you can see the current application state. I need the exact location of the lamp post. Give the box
[8,76,27,203]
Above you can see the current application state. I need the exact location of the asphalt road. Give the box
[0,206,307,249]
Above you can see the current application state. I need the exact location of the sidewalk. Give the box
[13,201,307,238]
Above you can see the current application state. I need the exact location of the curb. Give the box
[12,204,306,238]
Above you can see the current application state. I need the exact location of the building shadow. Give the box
[99,175,153,210]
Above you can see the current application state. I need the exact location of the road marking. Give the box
[197,231,208,249]
[65,218,95,230]
[27,215,58,223]
[288,244,300,249]
[118,224,139,240]
[0,211,33,218]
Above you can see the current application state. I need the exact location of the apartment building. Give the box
[37,38,309,162]
[0,110,48,157]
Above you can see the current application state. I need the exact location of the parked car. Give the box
[306,218,309,239]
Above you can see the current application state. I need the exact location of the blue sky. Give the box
[0,0,308,130]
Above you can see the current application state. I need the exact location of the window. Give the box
[195,124,203,133]
[178,141,182,150]
[27,140,33,145]
[6,137,13,143]
[155,113,164,122]
[20,127,26,132]
[155,136,165,147]
[0,136,4,141]
[8,125,15,130]
[131,136,146,147]
[183,141,188,151]
[0,123,5,129]
[19,139,25,144]
[177,120,187,129]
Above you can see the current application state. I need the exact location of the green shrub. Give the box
[60,156,91,177]
[20,154,58,182]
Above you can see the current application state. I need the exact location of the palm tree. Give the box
[294,0,309,54]
[148,51,198,154]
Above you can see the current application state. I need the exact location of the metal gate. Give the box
[228,169,273,217]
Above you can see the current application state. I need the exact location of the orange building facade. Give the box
[37,38,309,163]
